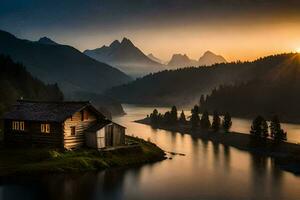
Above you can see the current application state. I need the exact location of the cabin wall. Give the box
[63,108,97,149]
[3,119,63,148]
[105,124,125,147]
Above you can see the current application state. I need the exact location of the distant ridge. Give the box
[37,37,59,45]
[167,51,226,68]
[0,29,131,95]
[147,53,163,64]
[84,38,165,77]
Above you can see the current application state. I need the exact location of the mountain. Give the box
[0,30,131,96]
[37,37,59,45]
[0,55,63,115]
[147,53,163,64]
[105,53,296,107]
[167,54,198,68]
[84,38,165,77]
[167,51,226,68]
[199,53,300,123]
[198,51,227,66]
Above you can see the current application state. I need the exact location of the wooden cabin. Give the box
[2,100,126,149]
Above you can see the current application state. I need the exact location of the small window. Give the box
[70,126,76,136]
[12,121,24,131]
[41,124,50,133]
[19,122,25,131]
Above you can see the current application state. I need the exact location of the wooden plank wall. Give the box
[4,120,63,148]
[63,108,97,149]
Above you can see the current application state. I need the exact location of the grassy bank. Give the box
[136,118,300,175]
[0,136,166,176]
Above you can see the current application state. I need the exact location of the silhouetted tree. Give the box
[163,111,172,124]
[170,106,178,124]
[261,118,269,139]
[200,110,211,129]
[222,112,232,132]
[211,110,221,132]
[250,115,268,138]
[150,109,159,124]
[250,116,262,137]
[191,105,200,129]
[270,115,287,141]
[179,110,187,124]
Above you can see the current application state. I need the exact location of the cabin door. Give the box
[96,128,106,148]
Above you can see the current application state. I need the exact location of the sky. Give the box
[1,0,300,62]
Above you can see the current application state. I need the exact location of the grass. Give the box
[0,136,166,176]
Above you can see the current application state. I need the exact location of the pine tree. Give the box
[200,110,211,129]
[261,118,269,139]
[170,106,178,124]
[163,111,172,124]
[250,115,268,138]
[222,112,232,132]
[179,110,187,124]
[150,109,159,124]
[211,110,221,132]
[250,116,263,137]
[191,105,200,129]
[270,115,287,141]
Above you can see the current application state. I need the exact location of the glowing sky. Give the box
[1,0,300,62]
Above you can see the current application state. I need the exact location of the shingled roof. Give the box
[3,100,105,122]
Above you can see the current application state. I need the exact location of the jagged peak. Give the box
[109,40,120,48]
[37,37,58,45]
[120,37,134,47]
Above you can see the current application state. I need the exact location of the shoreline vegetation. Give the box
[0,136,166,177]
[136,106,300,175]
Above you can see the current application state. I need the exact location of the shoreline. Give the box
[136,118,300,175]
[0,136,166,177]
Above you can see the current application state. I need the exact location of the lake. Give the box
[1,104,300,200]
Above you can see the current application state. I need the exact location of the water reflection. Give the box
[1,104,300,200]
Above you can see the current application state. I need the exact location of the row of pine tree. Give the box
[149,95,287,142]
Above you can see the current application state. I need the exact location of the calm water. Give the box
[1,104,300,200]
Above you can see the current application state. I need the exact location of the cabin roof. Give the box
[86,120,126,132]
[2,100,106,122]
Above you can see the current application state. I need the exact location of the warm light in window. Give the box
[41,124,50,133]
[12,121,24,131]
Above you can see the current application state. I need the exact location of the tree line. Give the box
[148,105,232,133]
[0,55,64,115]
[250,115,287,142]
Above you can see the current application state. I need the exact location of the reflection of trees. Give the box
[249,154,283,200]
[223,145,231,172]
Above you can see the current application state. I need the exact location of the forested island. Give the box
[136,105,300,174]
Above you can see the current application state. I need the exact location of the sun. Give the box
[296,48,300,53]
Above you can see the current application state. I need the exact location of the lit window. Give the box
[19,122,24,131]
[41,124,50,133]
[12,121,25,131]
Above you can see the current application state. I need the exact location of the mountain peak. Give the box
[120,37,134,47]
[198,51,226,65]
[109,40,120,48]
[37,37,58,45]
[203,50,215,56]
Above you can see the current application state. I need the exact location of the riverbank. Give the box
[0,136,166,177]
[136,118,300,175]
